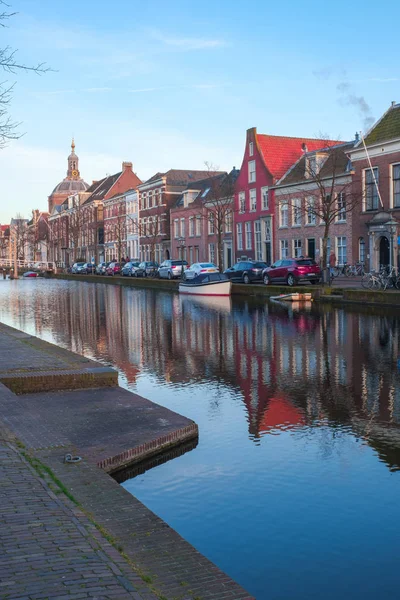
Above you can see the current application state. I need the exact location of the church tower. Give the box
[48,139,89,213]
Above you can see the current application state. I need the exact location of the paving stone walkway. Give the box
[0,432,157,600]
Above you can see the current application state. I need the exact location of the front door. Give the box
[307,238,315,260]
[379,236,389,268]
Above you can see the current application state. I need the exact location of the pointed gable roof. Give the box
[256,134,341,181]
[84,173,122,202]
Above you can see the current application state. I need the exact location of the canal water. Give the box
[1,279,400,600]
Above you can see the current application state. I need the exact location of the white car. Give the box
[184,262,219,280]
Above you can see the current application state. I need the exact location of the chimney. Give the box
[122,161,133,172]
[92,180,98,185]
[301,143,308,153]
[355,132,360,143]
[391,101,396,107]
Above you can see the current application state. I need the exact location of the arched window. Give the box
[359,237,365,263]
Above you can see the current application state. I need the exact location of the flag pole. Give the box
[360,130,384,209]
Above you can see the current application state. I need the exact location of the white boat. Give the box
[179,273,232,296]
[270,292,312,302]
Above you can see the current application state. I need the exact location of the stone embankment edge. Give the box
[51,272,400,307]
[100,423,199,473]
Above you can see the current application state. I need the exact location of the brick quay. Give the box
[0,322,253,600]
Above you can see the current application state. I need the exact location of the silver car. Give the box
[158,259,189,279]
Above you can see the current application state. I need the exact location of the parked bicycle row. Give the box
[361,266,400,290]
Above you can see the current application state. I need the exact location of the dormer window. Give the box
[305,152,328,178]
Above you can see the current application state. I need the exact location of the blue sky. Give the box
[0,0,399,222]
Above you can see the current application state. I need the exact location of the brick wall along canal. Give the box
[1,278,400,600]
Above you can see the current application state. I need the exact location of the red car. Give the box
[262,258,321,286]
[106,262,122,276]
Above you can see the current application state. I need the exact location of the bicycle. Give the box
[331,263,351,277]
[347,263,365,277]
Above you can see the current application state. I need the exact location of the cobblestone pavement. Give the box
[0,433,157,600]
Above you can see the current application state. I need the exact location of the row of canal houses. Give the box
[47,102,400,271]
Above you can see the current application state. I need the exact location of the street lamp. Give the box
[386,217,398,270]
[177,237,185,279]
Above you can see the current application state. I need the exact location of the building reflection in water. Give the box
[3,279,400,471]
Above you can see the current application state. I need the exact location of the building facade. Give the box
[138,169,223,264]
[273,142,355,266]
[170,171,238,269]
[350,102,400,271]
[234,128,338,264]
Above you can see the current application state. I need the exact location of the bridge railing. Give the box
[0,259,55,270]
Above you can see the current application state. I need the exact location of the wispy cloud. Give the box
[82,87,113,92]
[129,87,161,93]
[151,30,226,50]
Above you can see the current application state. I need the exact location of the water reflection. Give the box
[3,280,400,470]
[2,280,400,599]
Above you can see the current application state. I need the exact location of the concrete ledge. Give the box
[0,366,118,394]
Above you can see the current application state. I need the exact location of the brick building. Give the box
[170,170,238,269]
[138,169,222,264]
[349,102,400,270]
[234,128,336,264]
[273,141,355,267]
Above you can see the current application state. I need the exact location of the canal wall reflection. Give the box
[4,280,400,471]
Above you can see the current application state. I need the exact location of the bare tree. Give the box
[0,225,9,260]
[68,200,86,262]
[203,163,237,271]
[11,213,28,260]
[111,212,127,263]
[277,142,361,281]
[0,1,51,147]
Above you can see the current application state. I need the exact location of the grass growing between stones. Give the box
[18,445,189,599]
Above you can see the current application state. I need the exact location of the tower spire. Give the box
[71,137,75,153]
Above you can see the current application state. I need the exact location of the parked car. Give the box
[106,262,122,276]
[262,258,321,286]
[135,261,159,277]
[96,262,107,275]
[224,260,269,284]
[71,262,86,274]
[82,263,94,274]
[158,259,189,279]
[184,262,219,280]
[31,261,47,272]
[121,261,140,276]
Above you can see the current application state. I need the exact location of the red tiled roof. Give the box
[257,134,341,181]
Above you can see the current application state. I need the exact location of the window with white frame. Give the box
[143,218,147,236]
[293,239,302,258]
[225,209,232,233]
[280,239,289,259]
[306,197,316,224]
[208,212,215,235]
[189,216,195,237]
[393,164,400,208]
[245,222,252,250]
[250,189,257,211]
[280,201,288,227]
[209,243,215,264]
[174,219,179,238]
[196,215,201,236]
[359,237,365,263]
[180,218,185,238]
[337,236,347,265]
[148,191,153,208]
[142,193,147,210]
[365,167,379,211]
[261,187,269,210]
[248,160,256,183]
[337,192,346,221]
[237,223,243,250]
[249,141,254,156]
[255,221,262,260]
[239,192,246,213]
[189,246,193,264]
[292,198,302,226]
